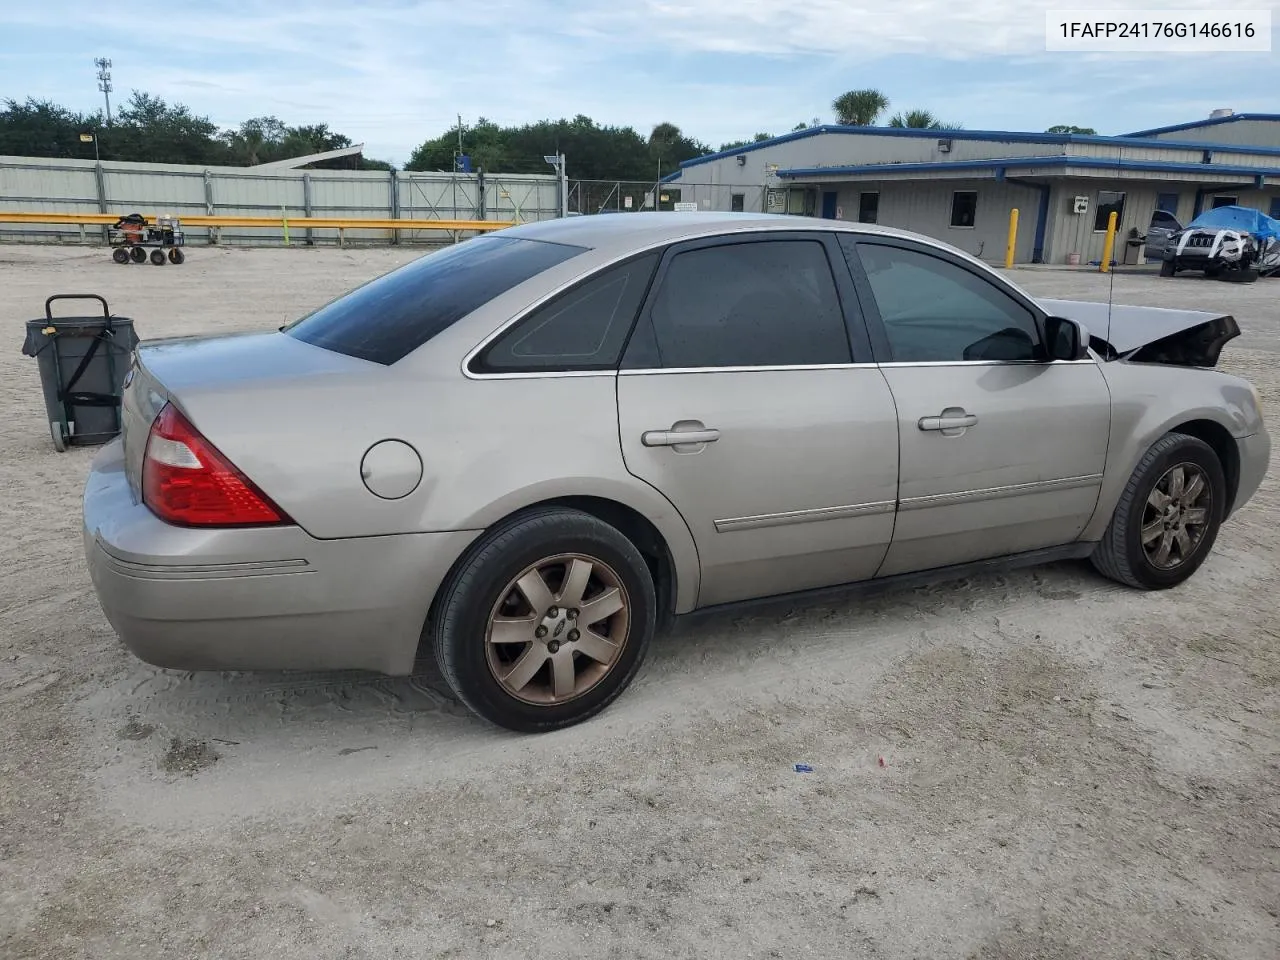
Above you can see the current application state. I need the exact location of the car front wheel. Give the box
[431,507,657,732]
[1090,432,1226,589]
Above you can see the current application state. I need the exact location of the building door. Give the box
[1156,192,1179,214]
[821,191,838,219]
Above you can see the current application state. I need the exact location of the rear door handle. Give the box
[918,409,978,433]
[642,427,720,447]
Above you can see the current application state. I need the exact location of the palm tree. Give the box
[648,121,682,179]
[888,109,963,130]
[648,122,681,157]
[832,89,888,126]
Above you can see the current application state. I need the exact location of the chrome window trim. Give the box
[459,223,1086,381]
[620,362,879,376]
[465,358,1099,381]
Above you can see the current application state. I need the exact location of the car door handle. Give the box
[642,427,720,447]
[918,411,978,432]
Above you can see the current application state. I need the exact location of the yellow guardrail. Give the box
[0,211,514,232]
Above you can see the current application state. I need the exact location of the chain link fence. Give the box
[568,180,769,215]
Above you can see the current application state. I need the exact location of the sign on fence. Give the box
[673,202,698,212]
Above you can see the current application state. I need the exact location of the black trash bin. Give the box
[22,294,139,452]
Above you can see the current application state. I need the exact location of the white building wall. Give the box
[1145,119,1280,148]
[782,179,1041,263]
[1044,180,1168,265]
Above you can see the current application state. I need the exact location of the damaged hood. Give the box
[1037,298,1239,368]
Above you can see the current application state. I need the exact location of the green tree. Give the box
[833,89,888,126]
[1045,124,1097,134]
[0,98,99,159]
[111,91,227,164]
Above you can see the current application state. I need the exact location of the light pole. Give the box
[544,153,567,218]
[95,58,113,125]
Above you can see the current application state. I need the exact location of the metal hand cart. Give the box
[108,213,187,266]
[22,295,139,451]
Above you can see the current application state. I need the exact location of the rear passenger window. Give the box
[626,239,851,369]
[472,254,658,373]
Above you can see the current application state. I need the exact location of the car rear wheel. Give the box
[1090,432,1225,590]
[431,507,656,732]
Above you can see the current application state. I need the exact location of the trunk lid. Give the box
[120,331,375,500]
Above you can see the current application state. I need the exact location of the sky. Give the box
[2,0,1278,167]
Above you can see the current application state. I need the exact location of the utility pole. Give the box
[95,58,113,125]
[457,114,463,157]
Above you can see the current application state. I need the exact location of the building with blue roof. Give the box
[659,111,1280,266]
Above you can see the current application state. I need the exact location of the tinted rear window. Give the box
[284,235,586,364]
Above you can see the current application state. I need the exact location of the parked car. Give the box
[1144,208,1182,261]
[83,213,1269,732]
[1160,204,1280,281]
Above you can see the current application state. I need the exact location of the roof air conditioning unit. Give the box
[1209,108,1234,119]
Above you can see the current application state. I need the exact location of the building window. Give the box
[1093,191,1126,232]
[1271,198,1280,219]
[1211,195,1238,209]
[1156,192,1179,214]
[731,193,745,212]
[858,192,879,223]
[950,191,978,228]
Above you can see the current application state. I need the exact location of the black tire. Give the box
[431,507,657,732]
[150,249,166,265]
[112,247,130,264]
[1159,259,1175,277]
[1090,432,1226,590]
[1222,268,1258,284]
[168,247,185,265]
[129,246,147,263]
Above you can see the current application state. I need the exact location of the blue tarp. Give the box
[1187,205,1280,241]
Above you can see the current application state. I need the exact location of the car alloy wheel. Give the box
[485,552,631,704]
[1140,462,1211,570]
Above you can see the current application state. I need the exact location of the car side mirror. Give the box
[1044,315,1089,361]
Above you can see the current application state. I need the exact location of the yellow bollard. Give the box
[1100,210,1118,273]
[1004,208,1019,269]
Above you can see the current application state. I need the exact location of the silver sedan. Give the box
[83,213,1270,731]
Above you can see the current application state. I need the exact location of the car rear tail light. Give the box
[142,403,291,527]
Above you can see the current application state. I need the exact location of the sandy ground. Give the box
[1,243,1278,959]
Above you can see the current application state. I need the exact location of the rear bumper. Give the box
[82,439,479,676]
[1232,430,1270,518]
